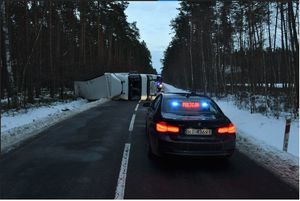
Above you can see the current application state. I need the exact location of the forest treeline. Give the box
[162,1,299,117]
[1,1,156,108]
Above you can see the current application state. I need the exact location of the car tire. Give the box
[147,142,157,160]
[223,155,232,160]
[145,121,148,136]
[219,153,233,163]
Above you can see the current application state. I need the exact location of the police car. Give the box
[144,92,236,158]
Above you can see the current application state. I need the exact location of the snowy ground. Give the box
[216,96,299,157]
[1,98,109,153]
[163,83,299,189]
[2,99,87,132]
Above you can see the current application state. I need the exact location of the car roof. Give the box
[161,92,211,99]
[160,92,224,115]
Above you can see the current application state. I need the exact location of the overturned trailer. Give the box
[74,73,160,101]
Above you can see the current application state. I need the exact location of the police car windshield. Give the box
[161,96,221,116]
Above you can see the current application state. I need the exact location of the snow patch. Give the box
[1,98,109,153]
[2,99,88,132]
[216,98,299,157]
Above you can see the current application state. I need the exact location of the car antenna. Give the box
[185,91,194,98]
[186,90,197,97]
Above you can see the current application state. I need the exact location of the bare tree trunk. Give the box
[213,44,219,96]
[230,54,234,94]
[200,31,207,94]
[108,33,113,69]
[49,0,55,98]
[1,1,18,106]
[22,18,43,103]
[0,9,2,126]
[182,52,188,89]
[97,0,103,73]
[279,3,285,86]
[0,7,3,101]
[36,34,42,98]
[262,51,268,115]
[267,3,272,49]
[272,3,279,92]
[189,20,194,89]
[273,4,279,50]
[288,2,299,55]
[56,20,63,99]
[80,0,87,71]
[287,2,299,112]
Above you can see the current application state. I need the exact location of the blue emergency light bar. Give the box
[171,101,180,107]
[201,102,209,108]
[170,100,209,109]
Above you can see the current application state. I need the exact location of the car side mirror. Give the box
[143,102,151,107]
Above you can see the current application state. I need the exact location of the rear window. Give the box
[161,96,222,116]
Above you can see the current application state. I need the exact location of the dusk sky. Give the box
[125,1,180,74]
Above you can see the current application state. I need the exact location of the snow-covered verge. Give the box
[163,83,299,189]
[2,99,86,132]
[215,97,299,157]
[216,97,299,189]
[1,98,109,153]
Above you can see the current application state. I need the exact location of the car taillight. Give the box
[156,122,180,134]
[217,123,236,134]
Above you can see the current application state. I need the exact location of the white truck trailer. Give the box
[74,73,160,101]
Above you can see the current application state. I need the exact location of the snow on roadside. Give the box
[215,97,299,157]
[2,99,88,132]
[163,83,299,189]
[215,97,299,189]
[1,98,109,153]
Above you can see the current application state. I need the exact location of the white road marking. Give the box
[128,114,136,132]
[115,103,139,199]
[114,143,131,200]
[134,104,139,112]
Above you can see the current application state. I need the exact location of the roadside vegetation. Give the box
[162,1,299,118]
[1,1,156,110]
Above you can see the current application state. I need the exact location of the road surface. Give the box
[0,100,298,199]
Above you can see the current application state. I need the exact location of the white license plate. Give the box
[185,128,212,135]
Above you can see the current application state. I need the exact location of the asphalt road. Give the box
[0,100,298,199]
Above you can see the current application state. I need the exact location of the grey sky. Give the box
[125,1,180,74]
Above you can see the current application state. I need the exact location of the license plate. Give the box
[185,128,212,135]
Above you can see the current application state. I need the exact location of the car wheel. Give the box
[218,153,233,163]
[147,142,153,157]
[223,155,232,160]
[225,150,234,159]
[145,121,148,136]
[147,141,156,160]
